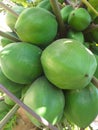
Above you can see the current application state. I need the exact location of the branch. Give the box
[0,2,19,18]
[50,0,66,37]
[91,76,98,88]
[82,0,98,16]
[0,31,20,42]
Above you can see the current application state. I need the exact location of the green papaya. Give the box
[37,0,52,12]
[0,67,24,105]
[67,29,84,44]
[41,38,97,89]
[15,7,58,47]
[0,42,42,84]
[0,67,24,93]
[68,8,91,31]
[64,83,98,128]
[61,5,73,23]
[23,76,65,127]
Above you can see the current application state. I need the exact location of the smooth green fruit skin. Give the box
[0,67,24,92]
[15,7,58,47]
[68,8,91,31]
[23,76,65,127]
[37,0,52,12]
[0,42,42,84]
[67,29,84,44]
[0,67,24,105]
[64,83,98,128]
[5,6,24,30]
[61,5,73,23]
[41,38,97,89]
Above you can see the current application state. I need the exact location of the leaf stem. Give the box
[0,2,19,18]
[91,76,98,88]
[0,30,20,42]
[0,84,58,130]
[50,0,66,38]
[82,0,98,16]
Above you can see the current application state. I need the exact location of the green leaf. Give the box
[88,0,98,19]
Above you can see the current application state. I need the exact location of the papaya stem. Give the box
[0,2,19,18]
[49,0,66,38]
[0,104,19,129]
[0,84,58,130]
[0,30,20,42]
[91,76,98,89]
[82,0,98,16]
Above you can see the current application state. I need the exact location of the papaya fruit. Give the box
[15,7,58,47]
[0,67,24,92]
[67,29,84,44]
[37,0,52,12]
[61,5,74,23]
[41,38,97,89]
[23,76,65,127]
[68,8,92,31]
[0,67,24,105]
[0,42,42,84]
[64,83,98,128]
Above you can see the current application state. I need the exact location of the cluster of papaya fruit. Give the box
[1,0,98,129]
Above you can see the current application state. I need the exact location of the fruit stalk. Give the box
[0,104,19,129]
[91,76,98,88]
[49,0,66,37]
[0,2,19,18]
[0,30,20,42]
[0,84,58,130]
[82,0,98,16]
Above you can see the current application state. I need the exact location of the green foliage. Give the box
[10,0,42,6]
[3,114,17,130]
[88,0,98,19]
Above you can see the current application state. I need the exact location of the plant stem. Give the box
[0,104,19,129]
[0,84,58,130]
[91,76,98,88]
[0,30,20,42]
[82,0,98,16]
[50,0,66,38]
[0,2,19,18]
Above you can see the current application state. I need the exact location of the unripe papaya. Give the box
[41,38,97,89]
[64,83,98,128]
